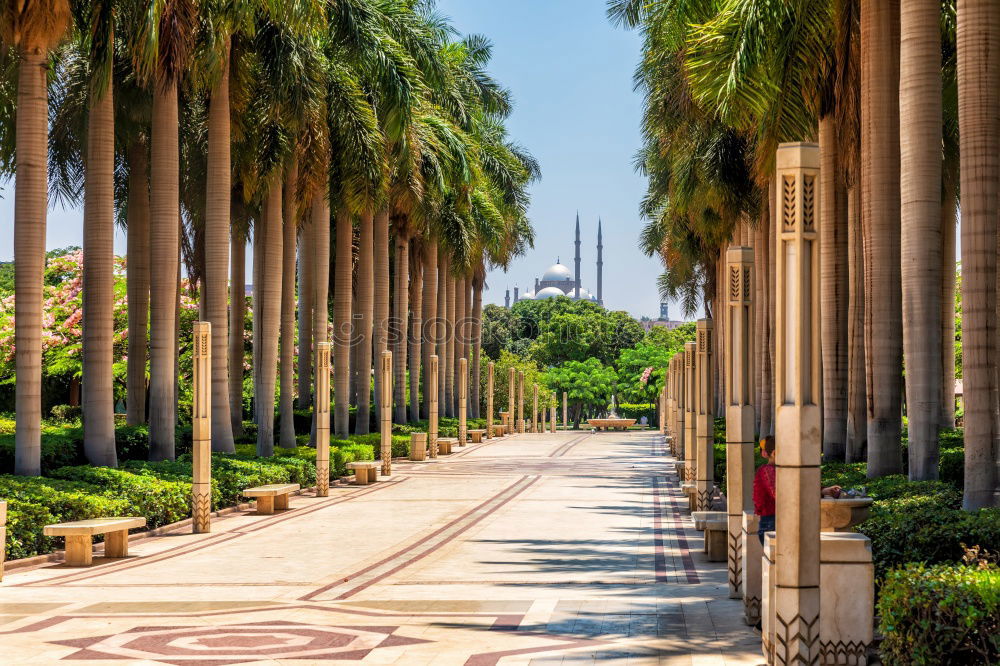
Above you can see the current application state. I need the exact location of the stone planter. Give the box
[820,497,874,533]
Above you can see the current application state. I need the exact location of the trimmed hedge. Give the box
[878,563,1000,665]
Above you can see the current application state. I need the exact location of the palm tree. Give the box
[142,0,196,461]
[354,209,374,434]
[278,157,298,448]
[900,0,942,480]
[333,208,353,437]
[202,34,236,453]
[126,139,150,427]
[392,218,411,423]
[297,221,313,408]
[229,216,247,436]
[2,0,71,475]
[861,0,903,477]
[254,176,283,456]
[408,237,423,421]
[956,0,999,509]
[421,237,438,419]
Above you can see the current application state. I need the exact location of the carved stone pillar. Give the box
[192,321,212,534]
[550,393,556,433]
[532,383,538,433]
[563,392,568,429]
[517,371,525,433]
[429,355,439,458]
[683,341,697,483]
[508,367,516,432]
[380,350,392,475]
[726,246,756,599]
[487,361,495,438]
[315,342,331,496]
[695,319,715,511]
[459,357,468,446]
[773,141,821,664]
[674,355,685,460]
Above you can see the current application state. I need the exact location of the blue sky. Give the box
[0,0,674,321]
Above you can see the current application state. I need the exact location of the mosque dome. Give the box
[573,287,593,300]
[541,263,573,283]
[535,286,567,300]
[521,290,535,300]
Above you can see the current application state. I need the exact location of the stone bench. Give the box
[681,483,697,512]
[437,437,458,455]
[691,510,726,531]
[586,418,637,431]
[244,483,300,514]
[43,517,147,567]
[468,429,487,443]
[704,519,727,562]
[493,424,505,436]
[347,461,378,485]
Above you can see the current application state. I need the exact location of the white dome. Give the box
[541,263,573,283]
[572,287,593,300]
[535,286,567,300]
[520,290,535,300]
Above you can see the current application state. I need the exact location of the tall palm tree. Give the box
[372,208,390,420]
[333,208,353,437]
[254,177,283,456]
[956,0,999,509]
[900,0,942,480]
[74,0,117,466]
[354,209,375,434]
[861,0,903,477]
[279,157,298,448]
[408,236,423,421]
[297,220,313,407]
[392,218,410,423]
[126,139,150,427]
[2,0,71,475]
[229,217,247,436]
[421,236,438,419]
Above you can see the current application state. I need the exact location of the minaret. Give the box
[534,277,540,292]
[597,218,604,306]
[574,212,581,299]
[505,288,510,309]
[513,286,519,304]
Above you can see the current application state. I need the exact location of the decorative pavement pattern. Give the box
[0,430,762,665]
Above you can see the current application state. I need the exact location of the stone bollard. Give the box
[742,512,762,625]
[410,433,427,461]
[0,500,6,581]
[487,361,495,438]
[380,350,392,475]
[458,358,468,446]
[695,319,714,511]
[192,321,212,534]
[315,342,331,497]
[762,531,776,664]
[429,355,439,458]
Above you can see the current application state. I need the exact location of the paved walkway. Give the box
[0,430,762,665]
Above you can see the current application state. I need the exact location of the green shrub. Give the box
[0,427,85,474]
[49,404,81,422]
[878,563,1000,665]
[115,425,150,461]
[49,466,191,529]
[331,442,374,477]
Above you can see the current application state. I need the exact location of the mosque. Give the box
[505,214,604,307]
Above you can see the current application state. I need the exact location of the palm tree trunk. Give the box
[900,0,943,480]
[819,116,848,461]
[255,177,283,456]
[957,0,1000,509]
[278,160,298,449]
[436,248,448,415]
[445,271,456,418]
[82,77,117,467]
[408,240,423,422]
[422,240,439,419]
[148,79,180,461]
[126,140,150,427]
[333,207,352,438]
[940,183,957,428]
[471,266,484,419]
[861,0,903,477]
[355,210,375,434]
[846,185,868,462]
[298,221,313,408]
[373,209,390,420]
[229,227,246,437]
[205,47,235,452]
[393,230,409,424]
